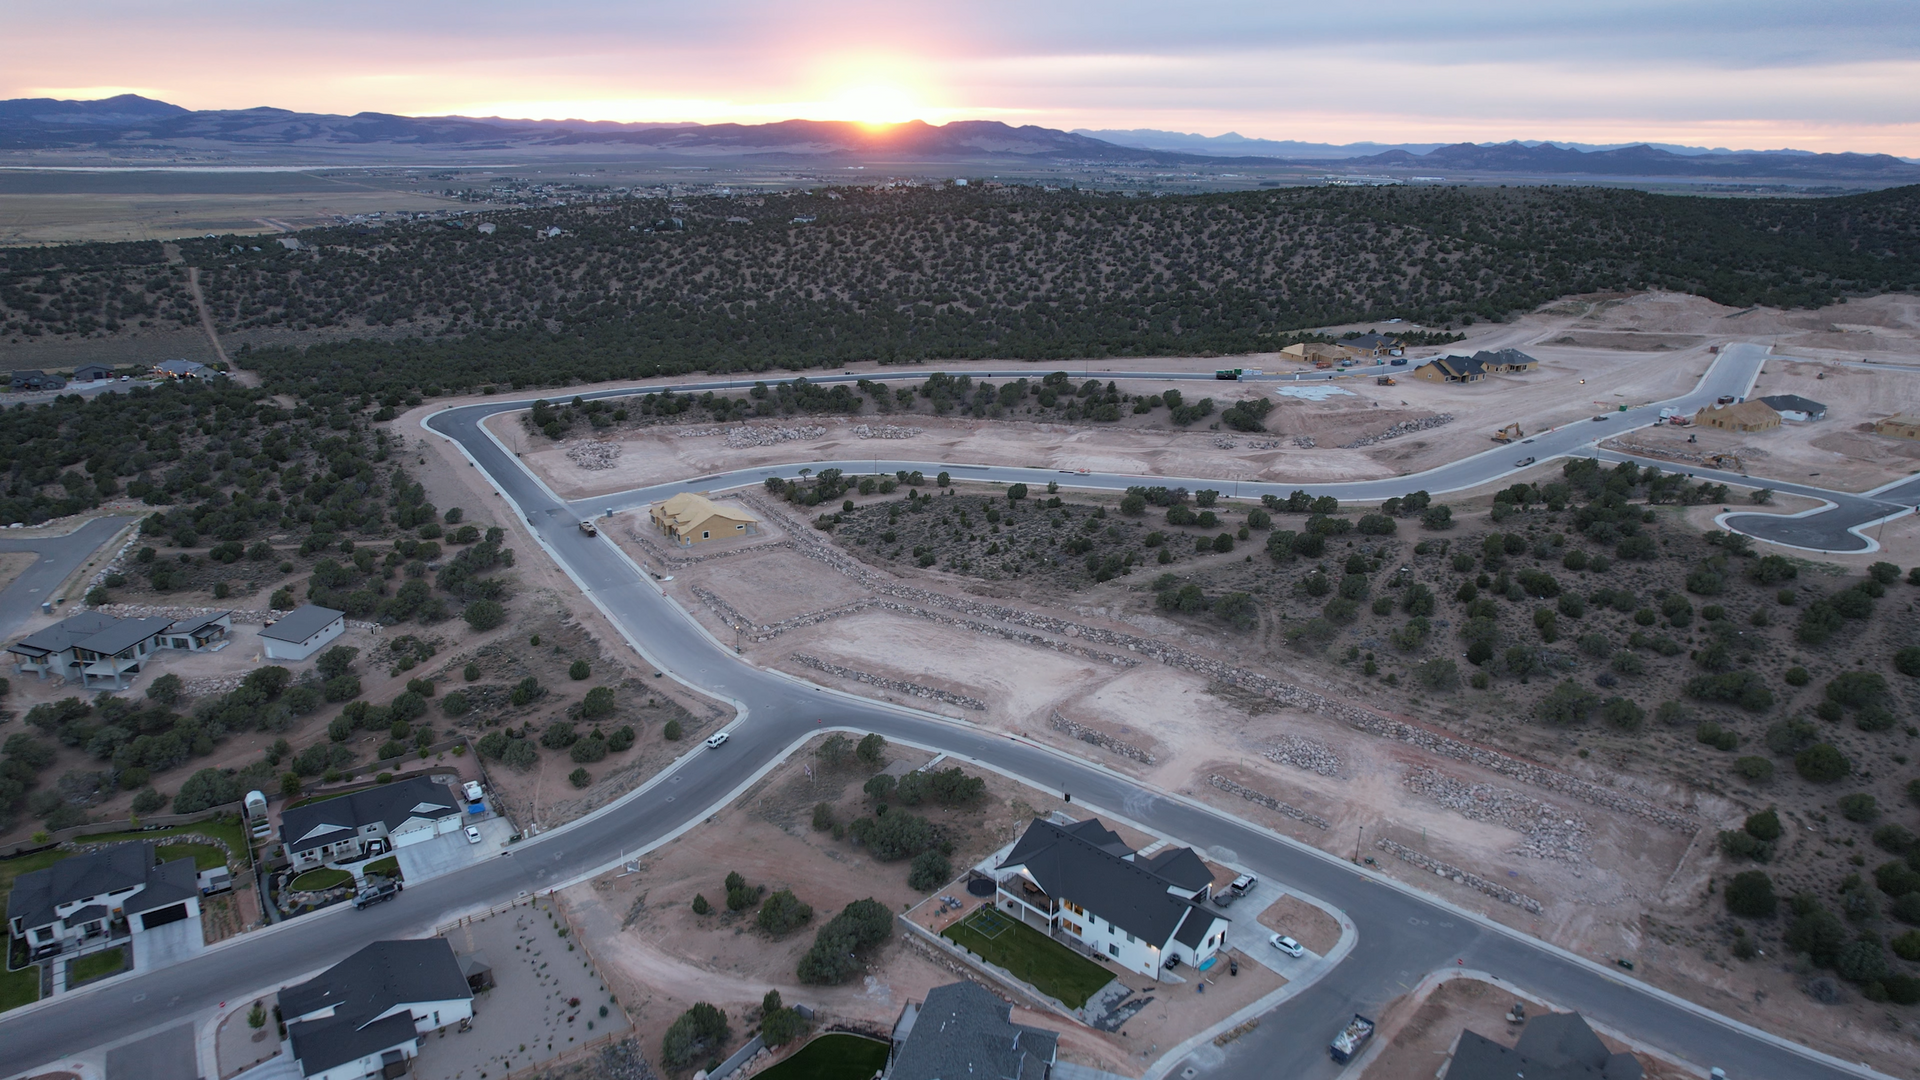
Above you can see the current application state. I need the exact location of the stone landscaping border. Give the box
[1050,712,1155,765]
[1374,838,1544,914]
[790,654,987,711]
[1207,775,1330,830]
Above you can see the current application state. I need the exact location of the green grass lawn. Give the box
[70,947,125,986]
[0,963,40,1013]
[156,842,227,871]
[756,1034,889,1080]
[365,855,400,879]
[84,817,250,861]
[941,911,1115,1009]
[289,868,353,892]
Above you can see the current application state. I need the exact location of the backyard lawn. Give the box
[756,1034,890,1080]
[85,817,251,859]
[941,909,1115,1009]
[157,842,228,871]
[289,868,353,892]
[0,963,39,1013]
[70,946,126,986]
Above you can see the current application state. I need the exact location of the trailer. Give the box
[1329,1014,1376,1064]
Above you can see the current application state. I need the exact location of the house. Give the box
[72,363,114,382]
[280,775,464,870]
[1413,355,1487,383]
[8,369,65,391]
[8,610,237,687]
[1340,332,1403,358]
[160,611,234,652]
[993,817,1229,979]
[153,359,210,379]
[1758,394,1827,422]
[649,492,760,546]
[1280,342,1350,368]
[1693,400,1781,433]
[1471,348,1539,373]
[282,939,474,1080]
[889,981,1057,1080]
[259,604,346,661]
[6,842,203,961]
[1875,413,1920,441]
[1444,1010,1641,1080]
[6,612,172,689]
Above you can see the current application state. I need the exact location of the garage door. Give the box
[139,903,189,930]
[391,823,436,849]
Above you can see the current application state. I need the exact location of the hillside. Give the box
[1,183,1916,396]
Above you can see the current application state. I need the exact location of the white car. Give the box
[464,825,483,844]
[1269,934,1304,958]
[705,732,730,749]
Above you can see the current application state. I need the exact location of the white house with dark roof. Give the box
[282,938,474,1080]
[259,604,346,662]
[994,818,1229,979]
[280,775,464,871]
[5,842,202,960]
[7,610,238,688]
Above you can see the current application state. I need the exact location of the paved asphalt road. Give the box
[1,345,1875,1080]
[0,516,136,639]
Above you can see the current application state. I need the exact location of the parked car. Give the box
[1230,873,1258,894]
[1211,890,1237,908]
[465,825,483,844]
[1269,934,1305,958]
[1515,457,1536,467]
[1591,414,1607,421]
[705,732,730,749]
[1390,357,1408,366]
[353,879,402,909]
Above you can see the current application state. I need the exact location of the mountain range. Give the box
[3,95,1916,181]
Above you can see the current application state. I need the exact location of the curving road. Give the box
[0,516,137,639]
[0,344,1884,1080]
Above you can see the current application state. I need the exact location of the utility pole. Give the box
[1354,825,1365,864]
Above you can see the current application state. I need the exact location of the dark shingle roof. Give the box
[1447,1013,1642,1080]
[1472,348,1539,369]
[7,843,155,930]
[259,603,344,643]
[1136,847,1212,893]
[281,940,472,1049]
[1758,394,1826,415]
[890,981,1057,1080]
[291,1010,418,1075]
[998,819,1224,947]
[124,858,200,915]
[279,775,460,854]
[1425,356,1487,379]
[75,617,172,656]
[163,611,232,637]
[9,611,122,657]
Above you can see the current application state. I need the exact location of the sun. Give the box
[823,82,921,127]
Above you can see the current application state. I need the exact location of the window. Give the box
[701,531,710,539]
[1108,944,1119,957]
[1126,932,1135,943]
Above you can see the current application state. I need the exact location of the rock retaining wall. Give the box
[1403,767,1592,863]
[790,654,987,711]
[1207,775,1330,830]
[1265,735,1341,777]
[1050,712,1155,764]
[565,442,621,470]
[1375,837,1544,914]
[1338,413,1454,450]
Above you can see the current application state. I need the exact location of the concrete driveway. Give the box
[105,1022,198,1080]
[394,817,513,886]
[132,920,206,974]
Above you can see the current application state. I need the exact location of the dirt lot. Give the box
[1357,976,1691,1080]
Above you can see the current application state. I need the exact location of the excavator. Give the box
[1491,423,1523,444]
[1375,375,1397,386]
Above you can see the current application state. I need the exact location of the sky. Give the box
[10,0,1920,155]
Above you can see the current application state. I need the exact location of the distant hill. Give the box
[1,95,1915,180]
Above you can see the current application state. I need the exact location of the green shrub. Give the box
[811,803,834,831]
[1745,808,1784,841]
[660,1003,730,1068]
[1695,721,1739,752]
[663,719,683,741]
[568,767,591,788]
[1733,756,1774,781]
[756,889,815,936]
[1826,671,1888,709]
[1838,793,1879,823]
[1725,870,1777,917]
[725,871,765,912]
[1784,666,1810,687]
[1795,743,1850,783]
[1895,646,1920,678]
[692,894,711,915]
[797,898,894,985]
[1873,825,1915,855]
[569,660,591,680]
[908,849,954,891]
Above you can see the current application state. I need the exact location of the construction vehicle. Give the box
[1375,375,1396,386]
[1492,423,1523,444]
[1329,1015,1376,1064]
[1704,454,1745,472]
[579,519,598,537]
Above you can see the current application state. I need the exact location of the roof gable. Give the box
[280,776,459,852]
[890,982,1058,1080]
[999,819,1224,946]
[281,938,472,1028]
